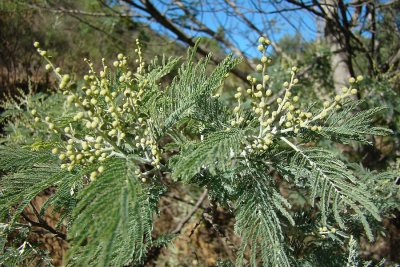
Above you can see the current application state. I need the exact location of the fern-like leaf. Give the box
[66,157,155,266]
[172,129,244,182]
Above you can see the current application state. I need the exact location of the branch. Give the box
[172,189,208,234]
[224,0,294,64]
[122,0,250,83]
[21,210,66,240]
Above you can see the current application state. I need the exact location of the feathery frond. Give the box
[172,129,244,182]
[66,157,155,266]
[282,141,380,241]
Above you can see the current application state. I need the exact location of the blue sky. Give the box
[144,1,318,58]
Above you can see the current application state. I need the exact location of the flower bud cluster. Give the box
[230,37,363,154]
[32,40,161,178]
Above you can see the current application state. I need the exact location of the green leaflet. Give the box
[66,157,155,267]
[172,129,244,182]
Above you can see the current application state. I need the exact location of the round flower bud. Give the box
[45,64,51,71]
[234,106,240,113]
[305,112,312,118]
[55,67,61,73]
[277,98,282,104]
[113,61,119,67]
[351,88,358,95]
[96,136,103,143]
[293,78,299,84]
[349,77,356,84]
[82,142,88,150]
[51,147,59,154]
[40,50,47,56]
[141,177,147,183]
[311,125,318,131]
[291,66,298,72]
[33,41,40,48]
[256,84,263,90]
[258,36,265,43]
[246,88,252,94]
[234,92,242,99]
[283,81,289,87]
[341,87,348,93]
[356,75,363,82]
[256,64,263,72]
[34,117,40,122]
[292,96,299,102]
[31,109,37,116]
[246,75,252,81]
[257,45,264,51]
[266,89,272,96]
[261,56,268,63]
[90,171,97,181]
[117,53,124,60]
[76,154,83,160]
[334,95,341,102]
[323,101,330,108]
[48,123,55,130]
[98,166,105,173]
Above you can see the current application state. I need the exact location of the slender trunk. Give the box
[322,0,354,93]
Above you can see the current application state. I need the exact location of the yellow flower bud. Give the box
[256,84,263,90]
[334,95,341,102]
[261,56,268,63]
[323,101,330,108]
[356,75,363,82]
[256,64,263,72]
[90,171,97,181]
[258,36,265,43]
[293,96,299,102]
[33,41,40,48]
[48,123,55,130]
[349,77,356,84]
[257,44,264,51]
[266,89,272,96]
[277,98,282,103]
[351,89,357,95]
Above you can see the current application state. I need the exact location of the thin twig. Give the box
[172,189,208,234]
[21,212,66,240]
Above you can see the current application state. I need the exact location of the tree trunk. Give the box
[322,0,354,93]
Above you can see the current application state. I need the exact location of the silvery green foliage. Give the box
[0,40,396,266]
